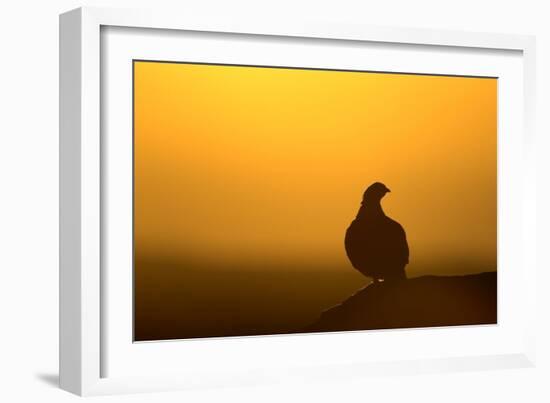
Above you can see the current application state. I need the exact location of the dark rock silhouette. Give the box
[305,272,497,332]
[345,182,409,282]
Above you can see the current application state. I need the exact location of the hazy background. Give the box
[134,61,496,340]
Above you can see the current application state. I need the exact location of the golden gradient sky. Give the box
[134,61,496,276]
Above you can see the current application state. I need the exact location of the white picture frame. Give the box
[60,6,537,396]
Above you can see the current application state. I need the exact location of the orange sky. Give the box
[134,61,496,276]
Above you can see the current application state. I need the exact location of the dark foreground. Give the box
[135,253,496,340]
[305,272,497,332]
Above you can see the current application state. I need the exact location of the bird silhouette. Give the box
[344,182,409,283]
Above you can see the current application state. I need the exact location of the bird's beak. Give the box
[386,188,391,193]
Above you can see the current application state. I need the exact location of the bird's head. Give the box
[362,182,391,203]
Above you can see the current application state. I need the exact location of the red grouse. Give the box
[344,182,409,283]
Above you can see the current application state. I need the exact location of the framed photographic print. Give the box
[60,7,537,396]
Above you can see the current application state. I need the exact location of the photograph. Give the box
[2,0,543,400]
[133,60,497,341]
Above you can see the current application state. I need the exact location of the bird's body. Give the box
[345,183,409,282]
